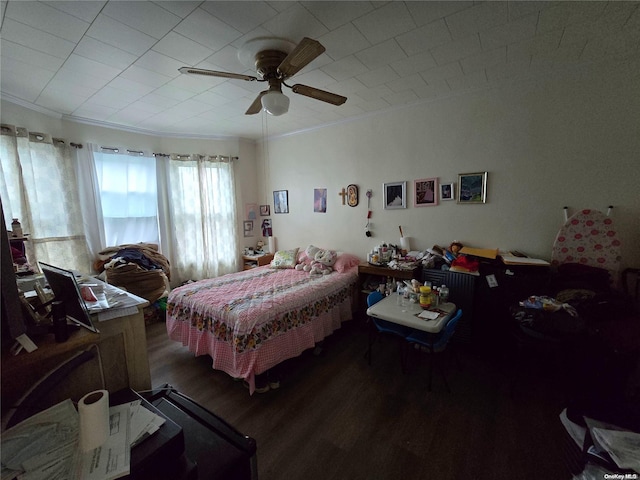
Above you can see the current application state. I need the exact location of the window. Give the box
[93,152,159,246]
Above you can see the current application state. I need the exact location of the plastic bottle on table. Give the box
[11,218,22,238]
[440,284,450,304]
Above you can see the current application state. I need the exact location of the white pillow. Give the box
[270,248,300,268]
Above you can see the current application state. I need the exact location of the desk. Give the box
[1,300,152,418]
[367,296,456,333]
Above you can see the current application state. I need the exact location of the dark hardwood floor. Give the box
[146,319,573,480]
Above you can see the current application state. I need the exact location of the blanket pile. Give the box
[95,243,170,303]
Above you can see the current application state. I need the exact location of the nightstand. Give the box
[242,253,274,270]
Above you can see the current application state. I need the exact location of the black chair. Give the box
[405,309,463,392]
[365,290,411,371]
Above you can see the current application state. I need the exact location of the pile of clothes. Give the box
[94,243,170,304]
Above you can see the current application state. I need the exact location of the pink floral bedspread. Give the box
[166,265,358,392]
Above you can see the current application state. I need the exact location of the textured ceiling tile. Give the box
[302,1,375,30]
[431,34,482,65]
[419,62,464,83]
[460,47,506,74]
[102,0,182,39]
[36,88,90,114]
[355,39,407,70]
[134,51,185,78]
[0,0,636,140]
[507,29,562,63]
[322,55,369,82]
[5,1,89,43]
[153,32,215,66]
[86,14,157,56]
[406,1,473,27]
[320,23,372,61]
[356,65,400,88]
[445,2,508,40]
[386,73,428,93]
[382,89,419,106]
[43,1,106,23]
[119,65,173,88]
[390,52,437,77]
[261,3,329,42]
[200,1,279,33]
[1,40,65,72]
[479,13,538,51]
[395,19,451,57]
[74,37,138,70]
[353,2,416,44]
[151,1,201,19]
[0,57,54,102]
[174,7,242,52]
[1,18,76,59]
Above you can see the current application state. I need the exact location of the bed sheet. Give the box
[166,265,358,393]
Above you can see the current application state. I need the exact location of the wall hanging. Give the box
[273,190,289,213]
[383,181,406,209]
[457,172,487,204]
[414,178,438,207]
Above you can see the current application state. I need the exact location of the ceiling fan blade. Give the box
[245,91,268,115]
[277,37,325,79]
[178,67,257,82]
[291,84,347,106]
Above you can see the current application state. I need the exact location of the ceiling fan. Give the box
[179,37,347,116]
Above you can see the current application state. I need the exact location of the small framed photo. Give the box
[383,181,407,209]
[259,204,270,216]
[458,172,488,204]
[273,190,289,213]
[245,203,258,220]
[414,178,438,207]
[440,183,455,201]
[314,188,327,213]
[243,220,254,237]
[261,218,272,237]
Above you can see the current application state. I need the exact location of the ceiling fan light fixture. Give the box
[261,90,290,116]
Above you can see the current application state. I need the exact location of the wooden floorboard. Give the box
[146,319,572,480]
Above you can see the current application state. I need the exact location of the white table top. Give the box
[366,295,457,333]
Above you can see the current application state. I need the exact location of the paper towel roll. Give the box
[78,390,110,452]
[400,237,411,252]
[268,236,277,254]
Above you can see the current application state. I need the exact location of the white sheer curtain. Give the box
[92,148,159,247]
[159,154,239,284]
[75,143,105,262]
[1,126,241,282]
[0,126,92,272]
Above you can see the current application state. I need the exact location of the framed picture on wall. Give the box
[273,190,289,213]
[440,183,455,201]
[383,181,407,209]
[243,220,254,237]
[414,178,438,207]
[314,188,327,213]
[259,204,270,216]
[458,172,488,204]
[245,203,258,220]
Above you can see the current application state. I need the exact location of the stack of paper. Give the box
[1,399,166,480]
[500,253,550,266]
[128,400,166,447]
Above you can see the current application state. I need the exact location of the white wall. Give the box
[3,52,639,276]
[258,55,640,272]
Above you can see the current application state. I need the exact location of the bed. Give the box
[166,250,360,393]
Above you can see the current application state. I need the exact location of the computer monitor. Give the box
[39,262,99,333]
